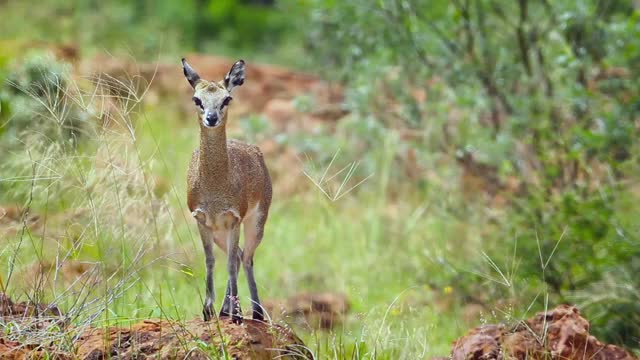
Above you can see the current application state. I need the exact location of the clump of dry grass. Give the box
[0,53,179,349]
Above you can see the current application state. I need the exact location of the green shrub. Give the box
[0,54,88,209]
[301,0,640,348]
[1,54,91,150]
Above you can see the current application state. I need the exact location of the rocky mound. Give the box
[74,318,310,360]
[0,294,311,360]
[451,304,638,360]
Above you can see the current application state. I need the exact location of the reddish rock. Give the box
[452,324,504,360]
[451,305,638,360]
[0,293,61,319]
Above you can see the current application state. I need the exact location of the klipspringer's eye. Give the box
[193,97,203,108]
[221,96,232,109]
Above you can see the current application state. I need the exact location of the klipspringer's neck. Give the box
[198,117,230,184]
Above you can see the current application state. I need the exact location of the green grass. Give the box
[4,71,640,359]
[0,87,493,358]
[3,52,639,358]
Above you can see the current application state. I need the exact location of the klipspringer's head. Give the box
[181,58,246,128]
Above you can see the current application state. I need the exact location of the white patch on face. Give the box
[194,84,232,128]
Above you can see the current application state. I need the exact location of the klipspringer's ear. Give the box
[224,60,245,92]
[182,58,201,89]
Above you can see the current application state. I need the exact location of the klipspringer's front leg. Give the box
[220,249,242,318]
[220,227,242,323]
[197,223,216,321]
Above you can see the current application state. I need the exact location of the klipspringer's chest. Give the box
[192,206,240,231]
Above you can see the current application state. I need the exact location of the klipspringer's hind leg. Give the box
[243,211,267,321]
[220,227,242,323]
[242,252,263,321]
[220,249,242,318]
[197,223,216,321]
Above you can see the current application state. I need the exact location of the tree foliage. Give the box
[303,0,640,346]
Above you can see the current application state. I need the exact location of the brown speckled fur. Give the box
[187,125,272,248]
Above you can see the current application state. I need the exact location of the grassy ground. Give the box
[0,78,502,358]
[4,4,637,356]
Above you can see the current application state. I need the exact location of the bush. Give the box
[0,54,91,150]
[301,0,640,348]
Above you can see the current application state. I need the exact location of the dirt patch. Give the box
[0,292,66,356]
[0,338,72,360]
[82,53,345,124]
[451,304,638,360]
[265,292,350,330]
[0,294,312,359]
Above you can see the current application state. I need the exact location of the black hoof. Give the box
[219,310,243,324]
[203,306,214,321]
[252,309,264,321]
[219,309,231,318]
[220,295,242,320]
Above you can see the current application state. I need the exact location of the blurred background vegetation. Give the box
[1,0,639,358]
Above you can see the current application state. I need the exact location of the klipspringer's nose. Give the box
[205,112,219,127]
